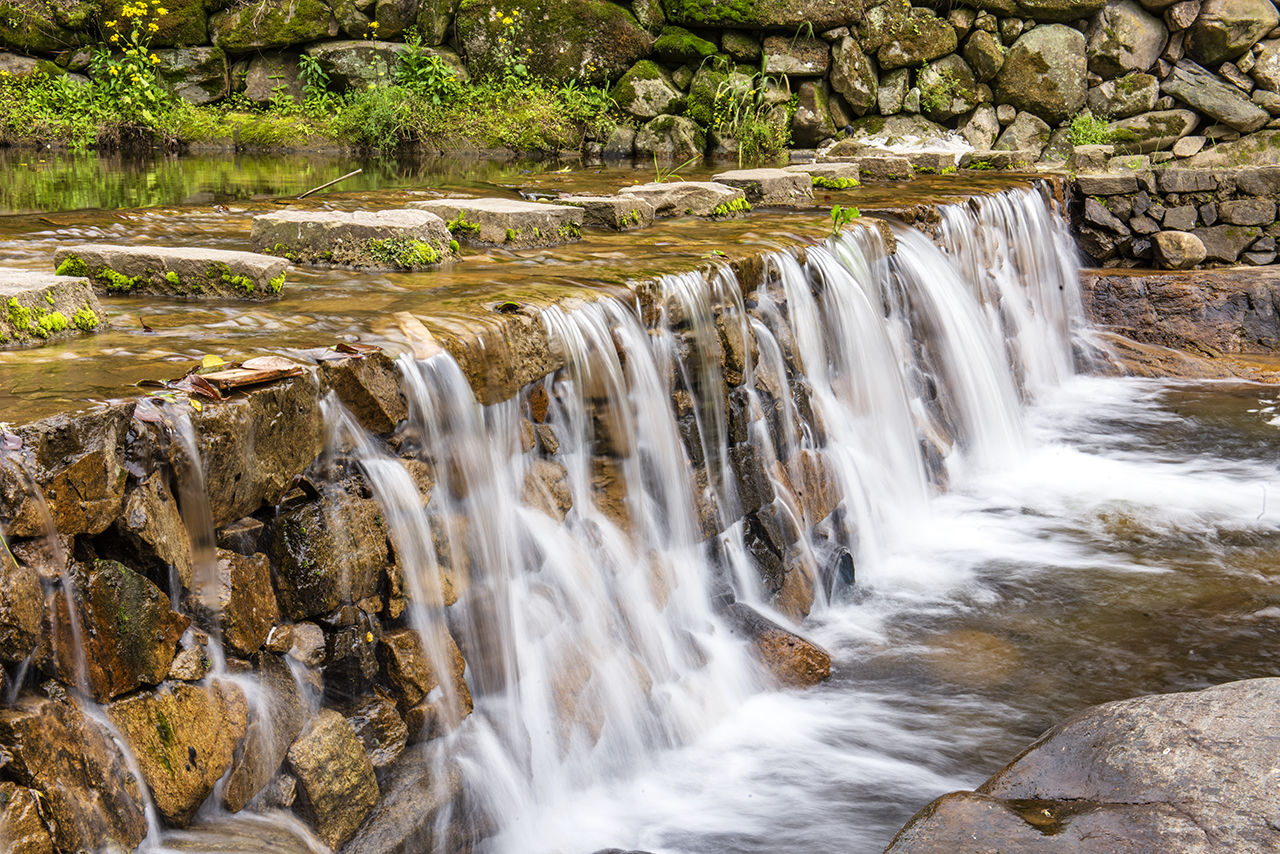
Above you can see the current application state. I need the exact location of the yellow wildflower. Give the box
[156,5,167,13]
[148,21,158,31]
[151,54,160,63]
[110,33,120,41]
[104,19,117,26]
[109,66,119,74]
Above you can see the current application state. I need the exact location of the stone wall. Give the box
[8,0,1280,162]
[1073,163,1280,267]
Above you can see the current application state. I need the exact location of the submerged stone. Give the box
[407,198,584,248]
[252,209,455,270]
[722,602,831,687]
[53,244,288,300]
[0,269,103,349]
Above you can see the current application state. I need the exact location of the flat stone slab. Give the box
[555,195,655,231]
[814,153,916,180]
[784,162,863,189]
[250,209,454,269]
[54,245,287,300]
[961,149,1038,170]
[405,198,582,248]
[710,168,814,206]
[617,181,750,218]
[0,270,103,348]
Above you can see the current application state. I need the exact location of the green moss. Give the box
[164,270,181,286]
[97,267,143,292]
[621,208,643,228]
[43,289,54,305]
[267,273,285,293]
[662,0,755,26]
[364,236,442,269]
[446,214,481,236]
[968,159,993,170]
[558,222,582,240]
[505,227,519,242]
[268,242,301,262]
[813,176,861,190]
[32,310,68,338]
[711,196,752,217]
[654,25,719,61]
[54,255,87,277]
[207,262,256,293]
[6,298,31,335]
[72,304,99,331]
[449,239,460,253]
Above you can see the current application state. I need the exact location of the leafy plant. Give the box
[710,60,793,166]
[1068,112,1114,146]
[396,28,463,105]
[89,0,170,125]
[917,61,958,115]
[653,153,699,182]
[830,204,860,236]
[298,54,330,102]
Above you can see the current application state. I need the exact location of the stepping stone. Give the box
[0,269,104,348]
[405,198,583,248]
[961,149,1037,170]
[54,245,288,300]
[903,151,960,173]
[555,195,656,231]
[710,168,814,206]
[617,181,750,218]
[784,162,863,190]
[815,153,915,180]
[251,209,455,270]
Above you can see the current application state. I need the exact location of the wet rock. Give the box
[994,110,1051,156]
[222,653,305,813]
[319,351,408,434]
[167,630,211,681]
[885,678,1280,853]
[289,621,327,666]
[1087,72,1159,118]
[1163,59,1270,132]
[1108,108,1199,152]
[215,549,279,656]
[341,759,462,854]
[53,244,287,300]
[995,25,1088,124]
[0,269,102,349]
[762,34,829,75]
[0,545,41,663]
[106,680,248,826]
[866,3,957,70]
[634,113,706,164]
[1088,0,1167,77]
[286,708,379,849]
[0,781,54,853]
[790,80,841,147]
[917,54,982,122]
[117,470,192,588]
[556,194,657,231]
[252,209,455,269]
[829,36,877,115]
[407,198,583,248]
[1193,223,1263,261]
[342,688,408,768]
[210,0,336,53]
[711,168,813,206]
[521,458,573,523]
[959,103,1001,148]
[619,181,747,218]
[46,559,189,702]
[379,625,468,710]
[722,602,831,687]
[270,490,388,620]
[1187,0,1278,64]
[612,60,685,119]
[0,694,146,852]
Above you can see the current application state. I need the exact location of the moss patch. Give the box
[813,176,861,190]
[712,196,752,217]
[54,255,88,277]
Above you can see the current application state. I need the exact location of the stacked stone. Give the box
[1076,166,1280,268]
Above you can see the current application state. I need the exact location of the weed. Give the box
[829,204,860,236]
[1068,112,1114,146]
[654,153,699,182]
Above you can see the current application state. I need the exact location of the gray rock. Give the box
[790,80,840,147]
[306,40,464,90]
[210,0,337,53]
[1187,0,1278,64]
[618,181,748,217]
[963,29,1006,80]
[1201,201,1219,225]
[711,168,814,206]
[1131,213,1160,232]
[1017,0,1107,20]
[1172,134,1206,155]
[223,654,305,812]
[1085,197,1131,233]
[1219,198,1277,224]
[783,162,863,184]
[829,36,878,115]
[611,60,685,120]
[762,34,829,75]
[1252,38,1280,91]
[1163,203,1200,229]
[1236,164,1280,193]
[556,195,656,230]
[1165,58,1271,131]
[1252,87,1280,113]
[252,209,455,268]
[959,104,1001,148]
[1165,0,1201,28]
[1220,59,1255,90]
[1087,72,1159,117]
[995,24,1088,123]
[918,53,982,121]
[1076,172,1140,193]
[238,51,304,103]
[1158,167,1218,191]
[287,709,378,849]
[1194,223,1264,260]
[866,3,958,70]
[53,244,287,300]
[1243,249,1277,264]
[0,269,103,348]
[1088,0,1168,77]
[878,67,910,115]
[962,148,1039,168]
[721,31,761,62]
[652,25,716,63]
[1069,143,1116,171]
[1108,108,1200,152]
[633,114,705,162]
[155,46,229,105]
[407,198,583,248]
[603,125,636,159]
[993,110,1051,155]
[857,154,916,180]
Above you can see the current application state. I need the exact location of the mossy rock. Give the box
[455,0,651,84]
[653,24,716,62]
[685,58,750,126]
[101,0,207,46]
[660,0,862,30]
[209,0,336,54]
[634,113,705,161]
[613,59,686,119]
[0,0,90,52]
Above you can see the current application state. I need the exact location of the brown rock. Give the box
[343,688,408,768]
[215,549,279,656]
[1152,229,1208,268]
[287,708,379,849]
[0,694,147,852]
[222,653,305,812]
[521,458,573,522]
[319,351,407,434]
[45,559,189,702]
[117,471,193,588]
[0,545,41,663]
[723,602,831,687]
[0,782,54,854]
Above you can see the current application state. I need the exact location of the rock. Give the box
[652,25,715,62]
[1088,0,1167,77]
[1221,59,1254,90]
[1163,59,1270,131]
[788,80,840,146]
[722,602,830,687]
[0,270,102,349]
[993,110,1050,155]
[106,680,247,826]
[406,198,583,248]
[0,0,87,52]
[343,688,408,768]
[1253,87,1280,112]
[963,29,1006,81]
[252,208,454,269]
[869,4,958,70]
[556,195,656,230]
[154,47,228,105]
[210,0,336,53]
[720,30,760,61]
[289,621,327,667]
[710,168,813,206]
[1017,0,1107,20]
[959,103,1001,148]
[1187,0,1278,64]
[287,709,378,849]
[521,458,573,521]
[1087,71,1159,117]
[341,759,462,854]
[885,678,1280,853]
[995,25,1088,124]
[1219,198,1277,224]
[0,695,146,852]
[213,549,279,656]
[223,654,306,812]
[878,67,909,114]
[1044,127,1075,163]
[46,559,190,702]
[1235,164,1280,193]
[307,40,464,90]
[832,113,954,149]
[455,0,650,85]
[1108,108,1199,152]
[53,244,287,300]
[917,53,981,121]
[829,36,877,115]
[270,491,387,620]
[117,471,193,588]
[1163,202,1200,228]
[1069,142,1117,170]
[612,60,685,119]
[235,51,304,103]
[1077,172,1140,193]
[762,33,829,75]
[1165,0,1200,28]
[618,181,747,217]
[1253,38,1280,91]
[963,148,1042,168]
[1085,197,1131,233]
[318,351,407,434]
[0,547,40,663]
[634,113,706,162]
[0,781,54,853]
[378,625,470,712]
[1172,134,1206,156]
[1194,223,1264,260]
[603,124,636,158]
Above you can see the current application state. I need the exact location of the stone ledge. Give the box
[406,198,583,248]
[250,209,455,269]
[53,245,288,300]
[0,270,103,348]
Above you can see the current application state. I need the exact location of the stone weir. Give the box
[0,182,1079,854]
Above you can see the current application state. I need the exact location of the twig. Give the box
[297,168,363,199]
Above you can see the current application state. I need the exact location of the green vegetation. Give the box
[446,214,481,236]
[1068,112,1115,146]
[5,297,73,339]
[812,176,860,190]
[829,203,860,236]
[709,58,794,165]
[163,270,180,286]
[917,61,958,116]
[72,304,100,331]
[365,236,442,268]
[267,273,286,293]
[55,255,88,277]
[712,196,752,217]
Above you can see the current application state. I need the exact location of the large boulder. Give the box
[155,47,229,105]
[0,269,102,349]
[54,244,288,300]
[252,208,456,268]
[1252,39,1280,92]
[963,29,1005,81]
[1186,0,1278,65]
[618,180,747,216]
[1108,108,1199,151]
[304,40,466,89]
[287,709,379,849]
[455,0,651,84]
[210,0,337,53]
[634,114,705,162]
[722,602,830,687]
[116,471,193,588]
[222,654,305,812]
[790,79,841,146]
[918,53,982,122]
[1163,59,1270,132]
[829,36,878,115]
[612,59,686,119]
[215,549,279,656]
[660,0,861,29]
[863,2,958,70]
[406,198,583,248]
[235,51,305,103]
[106,680,248,827]
[762,33,829,75]
[0,0,89,52]
[994,110,1050,155]
[1088,0,1167,77]
[652,24,716,62]
[995,25,1088,124]
[885,679,1280,853]
[102,0,207,46]
[1087,71,1159,118]
[1153,229,1208,267]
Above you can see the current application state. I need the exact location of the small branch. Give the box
[297,168,363,200]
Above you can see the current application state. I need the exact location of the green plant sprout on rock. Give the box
[72,304,100,331]
[712,197,752,217]
[55,255,88,278]
[830,204,860,236]
[1068,112,1114,146]
[654,153,699,183]
[813,176,860,190]
[365,236,441,268]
